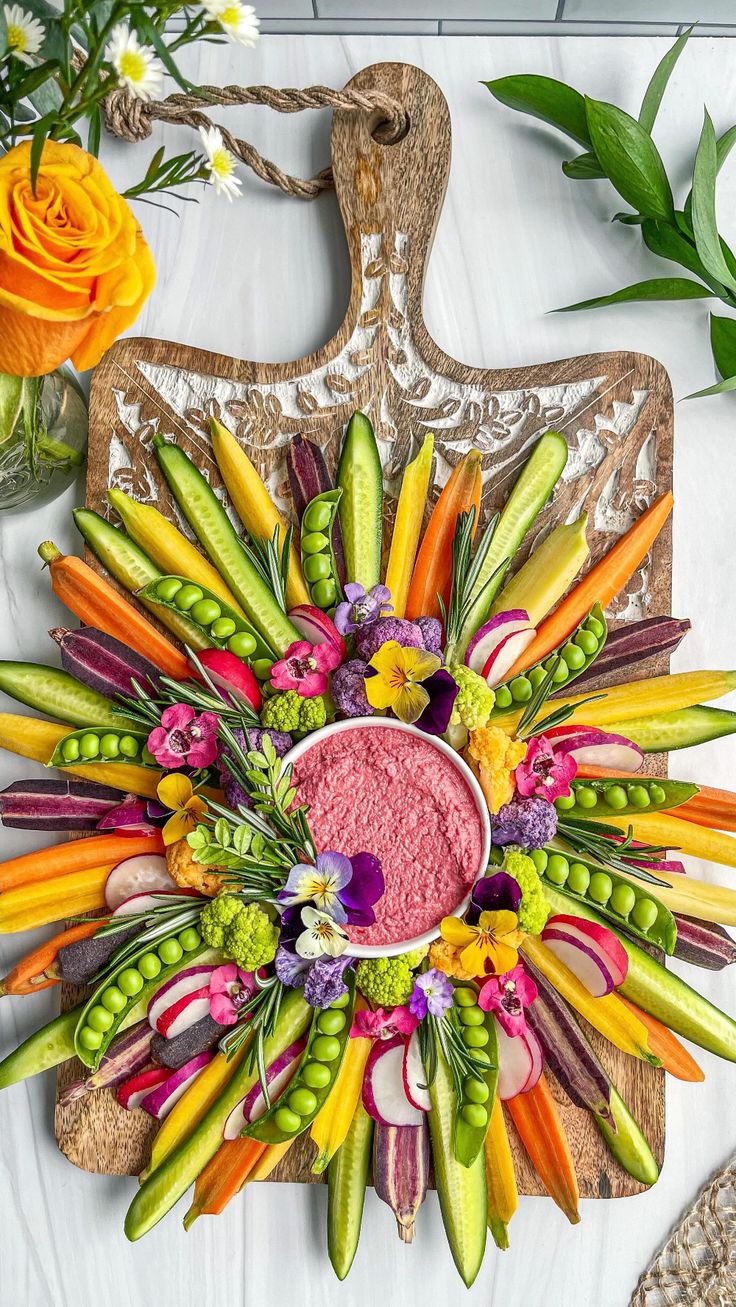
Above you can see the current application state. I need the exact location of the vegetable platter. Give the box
[3,60,726,1288]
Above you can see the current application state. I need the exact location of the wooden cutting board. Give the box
[61,61,674,1197]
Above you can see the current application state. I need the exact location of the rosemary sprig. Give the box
[240,525,293,614]
[553,822,669,886]
[117,648,261,731]
[219,974,285,1105]
[440,508,504,656]
[425,1007,494,1102]
[515,656,563,738]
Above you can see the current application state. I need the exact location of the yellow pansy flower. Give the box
[365,641,441,724]
[157,774,208,846]
[440,909,523,978]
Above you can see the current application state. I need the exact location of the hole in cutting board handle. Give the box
[371,111,410,146]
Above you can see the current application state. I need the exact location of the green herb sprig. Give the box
[440,507,504,662]
[553,820,669,887]
[240,525,294,615]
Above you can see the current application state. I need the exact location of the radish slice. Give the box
[495,1022,534,1100]
[139,1052,214,1120]
[112,888,202,917]
[544,727,644,772]
[465,610,531,675]
[542,914,628,993]
[196,649,262,711]
[482,627,536,688]
[288,605,347,657]
[148,966,218,1030]
[520,1025,544,1094]
[223,1037,307,1138]
[362,1037,424,1127]
[402,1031,431,1113]
[105,855,176,910]
[542,930,617,997]
[117,1065,170,1111]
[156,985,212,1039]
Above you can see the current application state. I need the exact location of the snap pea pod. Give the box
[49,728,154,771]
[556,777,699,821]
[300,490,344,613]
[243,976,356,1143]
[534,844,677,954]
[73,508,214,653]
[594,1086,659,1186]
[327,1100,373,1280]
[492,603,607,715]
[450,983,498,1168]
[0,662,139,732]
[74,928,212,1069]
[125,988,311,1240]
[428,1043,487,1288]
[138,574,274,671]
[0,988,153,1089]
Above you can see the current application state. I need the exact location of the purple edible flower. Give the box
[415,669,459,737]
[278,850,384,927]
[274,945,310,987]
[331,658,374,718]
[409,968,454,1019]
[415,616,444,658]
[491,795,558,850]
[356,617,425,662]
[217,726,293,810]
[468,871,522,925]
[334,582,392,635]
[303,956,355,1009]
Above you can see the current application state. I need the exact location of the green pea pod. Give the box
[539,844,677,954]
[0,988,154,1090]
[0,661,140,731]
[125,988,311,1240]
[560,776,699,820]
[243,975,356,1143]
[48,728,154,772]
[491,603,607,716]
[327,1100,373,1280]
[300,489,344,612]
[594,1086,659,1186]
[138,575,274,663]
[450,984,498,1168]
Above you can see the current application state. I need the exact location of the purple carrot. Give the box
[523,955,614,1126]
[0,778,124,831]
[58,923,143,986]
[673,914,736,970]
[286,434,347,586]
[58,1022,154,1105]
[373,1120,430,1243]
[568,616,691,692]
[150,1015,228,1069]
[50,626,164,700]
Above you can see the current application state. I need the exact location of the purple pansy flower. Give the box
[468,871,522,925]
[278,850,384,927]
[334,582,392,635]
[414,668,459,737]
[409,968,455,1019]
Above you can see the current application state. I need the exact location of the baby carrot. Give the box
[507,1074,580,1224]
[0,919,102,994]
[310,995,371,1172]
[385,433,434,619]
[670,783,736,834]
[484,1096,518,1249]
[143,1047,249,1181]
[0,830,164,893]
[183,1137,268,1225]
[0,865,110,932]
[603,810,736,869]
[0,713,162,799]
[406,449,483,622]
[617,997,704,1082]
[244,1138,297,1184]
[504,491,674,679]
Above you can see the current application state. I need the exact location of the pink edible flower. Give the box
[147,703,219,769]
[515,734,577,803]
[478,964,538,1036]
[270,640,342,698]
[350,1005,418,1040]
[208,964,254,1026]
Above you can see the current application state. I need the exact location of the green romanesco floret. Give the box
[297,695,327,733]
[200,894,243,951]
[224,901,279,970]
[261,690,302,733]
[448,664,496,731]
[355,950,424,1008]
[503,849,550,936]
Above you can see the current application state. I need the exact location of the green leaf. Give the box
[638,26,692,134]
[553,278,714,313]
[585,97,675,222]
[0,375,23,445]
[710,313,736,380]
[691,110,736,297]
[233,825,252,855]
[131,12,192,92]
[612,212,646,225]
[562,151,605,179]
[30,114,54,191]
[684,122,736,229]
[642,217,729,298]
[87,105,101,157]
[683,374,736,400]
[483,75,591,149]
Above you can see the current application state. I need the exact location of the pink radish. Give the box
[139,1052,214,1120]
[223,1037,307,1139]
[196,649,262,711]
[496,1022,544,1099]
[288,605,346,657]
[542,915,628,996]
[544,726,644,772]
[362,1037,424,1127]
[402,1031,431,1113]
[148,966,217,1031]
[520,1024,544,1094]
[112,887,201,917]
[465,610,531,675]
[482,627,536,688]
[117,1065,170,1111]
[156,985,212,1039]
[105,854,176,910]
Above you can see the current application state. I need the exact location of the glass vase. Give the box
[0,368,87,513]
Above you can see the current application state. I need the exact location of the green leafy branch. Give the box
[485,27,736,399]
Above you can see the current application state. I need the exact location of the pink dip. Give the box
[292,726,483,946]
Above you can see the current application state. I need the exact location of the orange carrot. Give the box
[405,450,483,622]
[674,784,736,834]
[0,919,103,994]
[38,542,190,680]
[504,491,674,679]
[0,830,164,893]
[506,1074,580,1224]
[183,1137,268,1225]
[618,997,704,1082]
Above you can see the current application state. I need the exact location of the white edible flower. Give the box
[201,0,259,47]
[3,4,45,63]
[198,125,242,201]
[104,23,164,103]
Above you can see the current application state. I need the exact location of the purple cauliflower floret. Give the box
[356,617,425,662]
[491,795,558,850]
[218,726,293,809]
[331,658,374,718]
[274,945,309,988]
[303,956,355,1009]
[415,616,443,658]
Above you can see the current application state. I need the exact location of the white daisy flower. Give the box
[201,0,259,47]
[198,125,242,201]
[104,23,164,103]
[3,4,45,64]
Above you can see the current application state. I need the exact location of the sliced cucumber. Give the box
[337,411,383,588]
[606,705,736,752]
[327,1101,373,1280]
[455,430,569,659]
[594,1088,659,1186]
[428,1046,487,1287]
[0,661,139,731]
[153,438,299,656]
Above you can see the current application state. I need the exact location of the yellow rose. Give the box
[0,140,155,376]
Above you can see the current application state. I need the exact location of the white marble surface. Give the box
[1,33,736,1307]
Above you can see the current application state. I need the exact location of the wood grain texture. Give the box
[62,60,673,1196]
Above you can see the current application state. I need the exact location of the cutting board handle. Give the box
[330,62,451,332]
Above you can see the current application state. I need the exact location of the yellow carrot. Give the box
[210,417,309,608]
[521,937,658,1064]
[0,865,111,932]
[107,488,246,616]
[614,864,736,926]
[244,1138,297,1184]
[491,514,589,627]
[142,1046,248,1181]
[0,713,161,798]
[310,997,371,1172]
[385,433,434,619]
[499,670,736,736]
[604,809,736,869]
[484,1096,518,1249]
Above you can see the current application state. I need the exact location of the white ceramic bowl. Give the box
[283,718,491,959]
